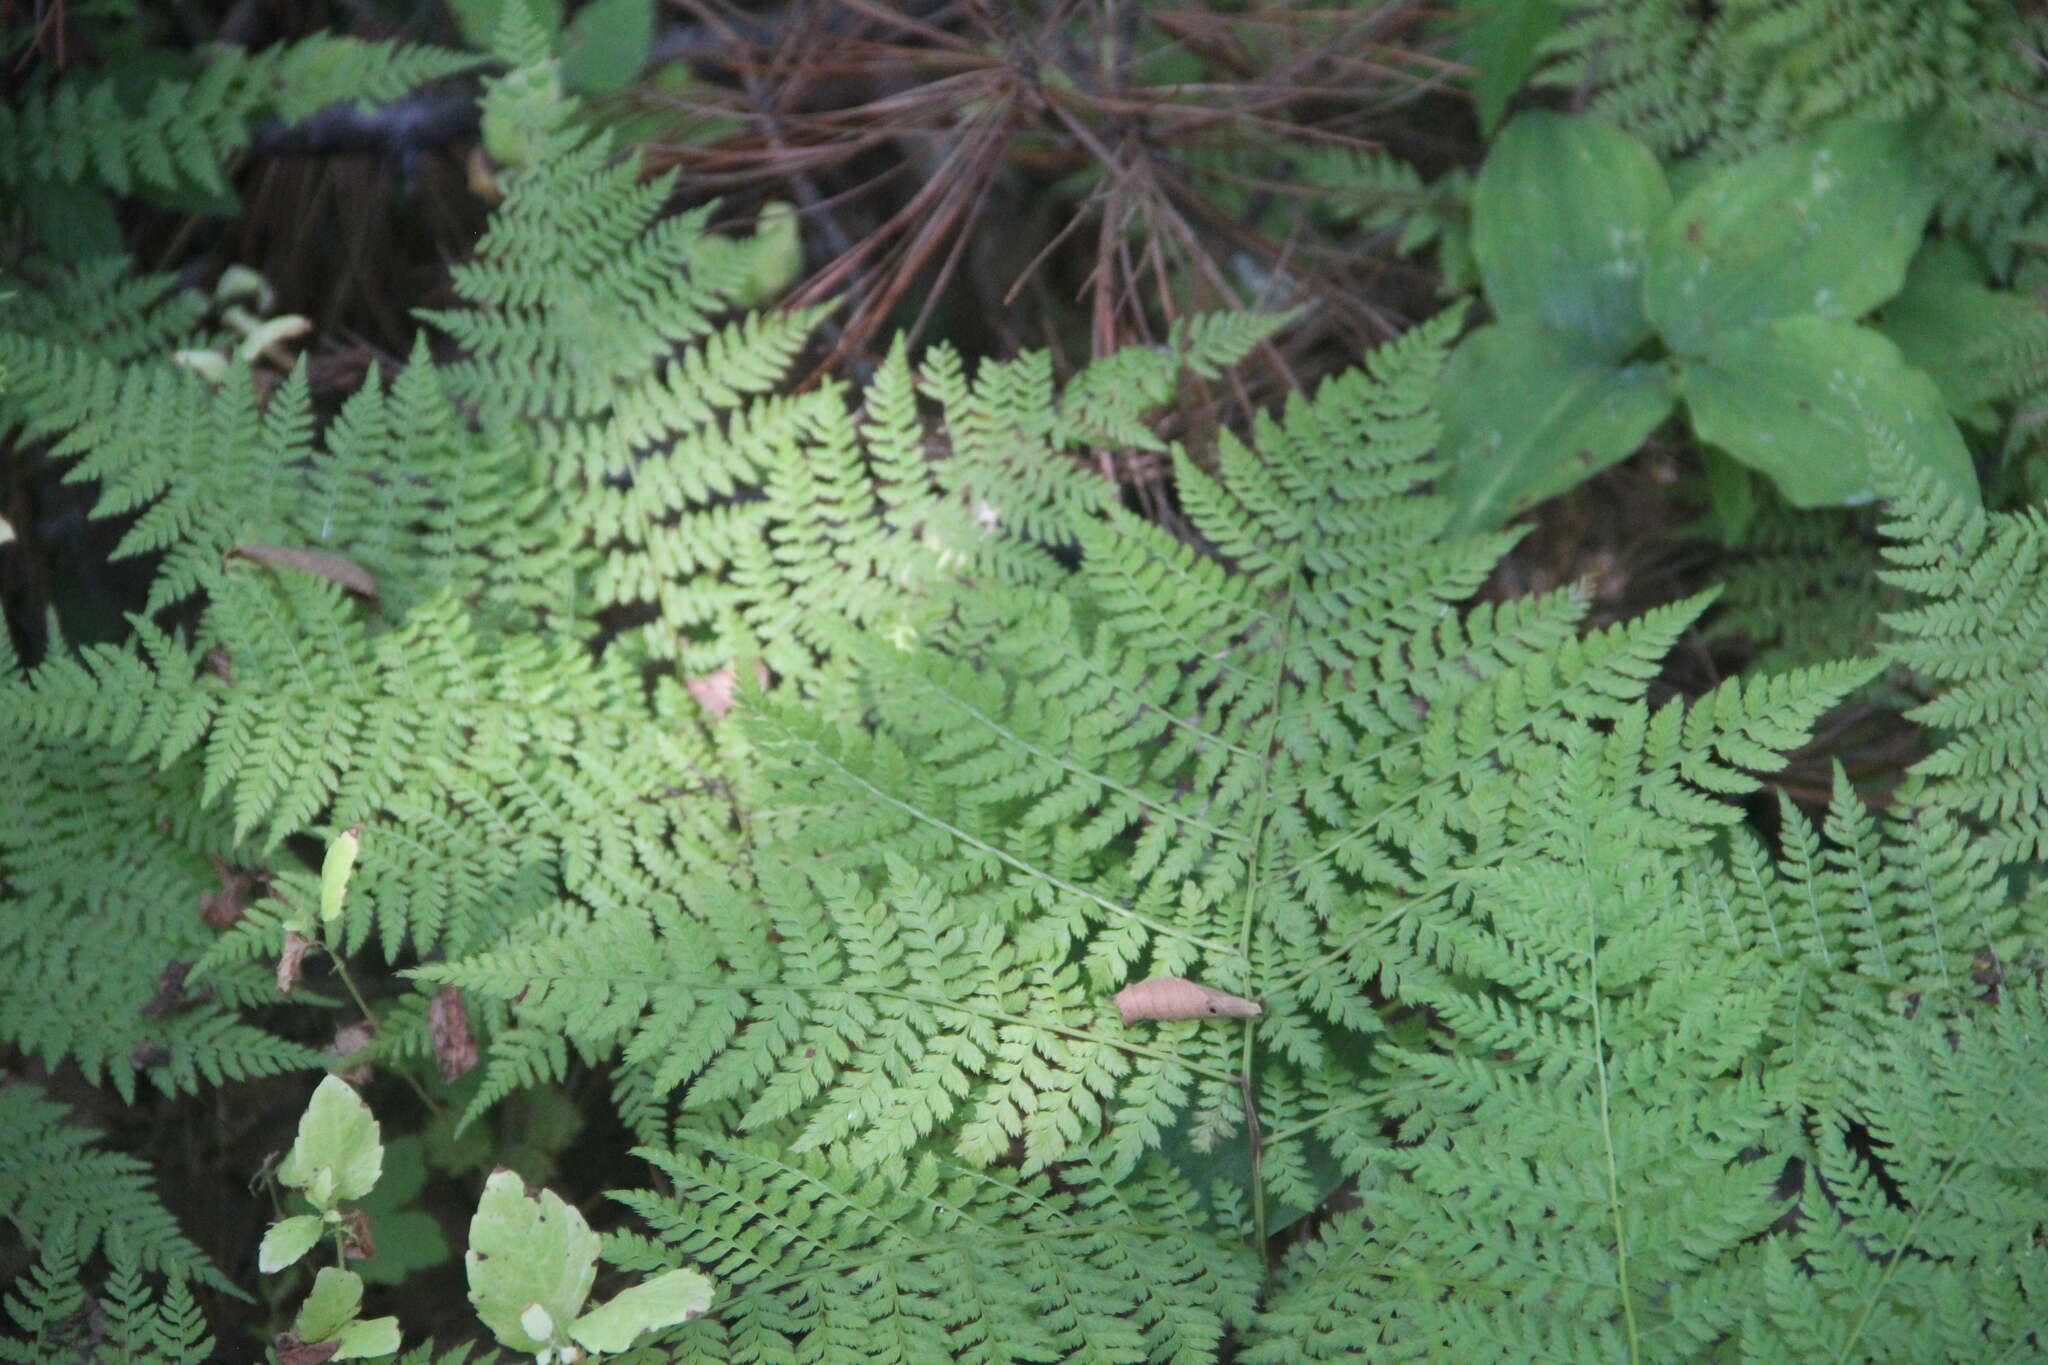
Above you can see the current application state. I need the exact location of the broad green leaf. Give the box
[731,201,804,308]
[1700,448,1759,541]
[259,1213,324,1273]
[294,1267,365,1344]
[1472,111,1669,358]
[466,1168,599,1355]
[1680,316,1977,508]
[1876,239,2024,431]
[559,0,652,96]
[277,1076,383,1208]
[449,0,561,49]
[353,1137,453,1285]
[320,824,360,923]
[1437,318,1678,531]
[330,1316,402,1361]
[570,1267,716,1354]
[1646,123,1935,354]
[1444,0,1562,136]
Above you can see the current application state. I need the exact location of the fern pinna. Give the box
[5,29,2047,1364]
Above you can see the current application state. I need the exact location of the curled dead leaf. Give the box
[686,658,772,720]
[341,1206,377,1261]
[328,1019,375,1086]
[1112,975,1262,1025]
[231,544,377,599]
[275,1335,342,1365]
[201,855,259,928]
[276,929,312,996]
[140,960,210,1017]
[428,984,478,1082]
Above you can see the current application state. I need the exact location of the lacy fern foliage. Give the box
[4,31,2047,1363]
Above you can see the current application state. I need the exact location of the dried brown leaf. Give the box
[140,960,210,1017]
[277,929,312,996]
[686,659,771,719]
[341,1207,377,1261]
[201,855,259,928]
[328,1019,375,1086]
[232,544,378,598]
[428,984,478,1082]
[1112,975,1262,1024]
[276,1335,342,1365]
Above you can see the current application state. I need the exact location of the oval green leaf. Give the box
[1437,318,1678,532]
[466,1168,599,1355]
[1680,317,1977,508]
[1473,111,1670,359]
[319,825,360,924]
[559,0,652,96]
[571,1267,716,1354]
[1646,122,1935,354]
[259,1213,324,1274]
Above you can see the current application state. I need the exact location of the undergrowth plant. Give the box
[1437,111,1977,532]
[3,12,2047,1364]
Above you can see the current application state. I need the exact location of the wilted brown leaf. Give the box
[276,1335,342,1365]
[201,855,260,928]
[428,984,478,1082]
[686,659,771,720]
[276,929,312,995]
[328,1019,375,1086]
[140,960,210,1017]
[341,1207,377,1261]
[1112,975,1262,1024]
[232,544,378,598]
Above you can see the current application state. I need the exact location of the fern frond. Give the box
[552,314,1867,1196]
[1879,464,2048,859]
[0,1087,227,1293]
[0,35,478,197]
[1248,780,1795,1360]
[609,1132,1256,1364]
[1539,0,2048,263]
[1771,985,2048,1362]
[1,1238,216,1364]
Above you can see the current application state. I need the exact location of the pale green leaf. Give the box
[277,1076,383,1208]
[466,1169,599,1355]
[258,1213,324,1274]
[319,825,360,923]
[570,1267,716,1354]
[330,1315,402,1360]
[294,1267,364,1344]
